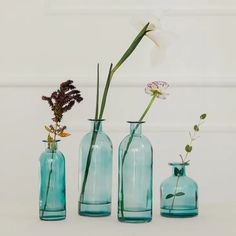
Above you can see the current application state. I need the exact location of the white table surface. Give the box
[1,203,236,236]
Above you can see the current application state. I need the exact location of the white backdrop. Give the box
[0,0,236,235]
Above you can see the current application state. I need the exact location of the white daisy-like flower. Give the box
[145,81,169,99]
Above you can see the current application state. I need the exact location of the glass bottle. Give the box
[39,140,66,220]
[78,119,113,216]
[160,163,198,217]
[118,121,153,223]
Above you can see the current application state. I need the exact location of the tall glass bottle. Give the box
[39,140,66,220]
[118,121,153,223]
[160,163,198,217]
[78,119,113,216]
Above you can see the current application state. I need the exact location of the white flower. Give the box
[132,15,175,65]
[145,81,169,99]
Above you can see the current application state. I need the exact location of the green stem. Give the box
[79,65,113,206]
[41,131,57,218]
[119,94,157,219]
[79,123,100,206]
[95,63,100,119]
[169,174,180,213]
[112,23,150,74]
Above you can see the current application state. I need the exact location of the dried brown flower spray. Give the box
[42,80,83,142]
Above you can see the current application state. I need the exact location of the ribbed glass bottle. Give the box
[78,119,113,216]
[39,140,66,221]
[160,163,198,217]
[118,121,153,223]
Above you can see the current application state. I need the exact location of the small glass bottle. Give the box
[160,163,198,217]
[39,140,66,220]
[118,121,153,223]
[78,119,113,216]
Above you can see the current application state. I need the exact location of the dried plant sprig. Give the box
[42,80,83,123]
[42,80,83,143]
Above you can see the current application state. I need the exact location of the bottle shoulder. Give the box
[161,175,198,187]
[119,134,152,149]
[80,130,113,147]
[39,150,65,161]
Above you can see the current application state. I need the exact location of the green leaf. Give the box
[98,64,113,120]
[112,23,150,74]
[95,63,100,119]
[174,167,184,176]
[175,192,185,197]
[194,125,199,132]
[185,144,192,152]
[165,194,174,199]
[200,113,207,119]
[174,167,180,176]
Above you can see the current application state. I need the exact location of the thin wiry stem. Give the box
[119,94,157,219]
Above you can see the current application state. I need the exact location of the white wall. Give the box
[0,0,236,221]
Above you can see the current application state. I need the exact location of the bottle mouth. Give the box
[127,121,145,124]
[169,162,189,166]
[42,140,60,143]
[88,118,105,122]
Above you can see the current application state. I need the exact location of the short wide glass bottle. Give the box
[78,119,113,216]
[118,121,153,223]
[160,163,198,217]
[39,140,66,221]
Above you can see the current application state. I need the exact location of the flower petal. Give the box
[145,81,169,99]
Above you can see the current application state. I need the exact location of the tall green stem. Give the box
[79,65,113,205]
[79,123,99,206]
[41,131,57,218]
[119,94,157,219]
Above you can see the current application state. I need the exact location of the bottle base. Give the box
[118,209,152,223]
[160,208,198,218]
[79,202,111,217]
[39,209,66,221]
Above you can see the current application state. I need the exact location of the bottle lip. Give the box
[127,121,145,124]
[169,162,189,166]
[88,118,105,122]
[42,140,60,143]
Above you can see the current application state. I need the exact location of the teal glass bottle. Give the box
[118,121,153,223]
[78,119,113,217]
[39,140,66,221]
[160,163,198,217]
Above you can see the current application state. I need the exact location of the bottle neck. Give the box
[44,140,58,152]
[170,163,187,176]
[90,120,103,132]
[129,122,143,137]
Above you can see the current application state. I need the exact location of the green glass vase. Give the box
[78,119,113,217]
[160,163,198,217]
[39,140,66,221]
[118,121,153,223]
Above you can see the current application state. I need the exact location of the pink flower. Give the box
[145,81,169,99]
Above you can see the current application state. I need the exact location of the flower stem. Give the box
[169,174,181,214]
[119,94,156,219]
[41,131,57,218]
[79,122,101,206]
